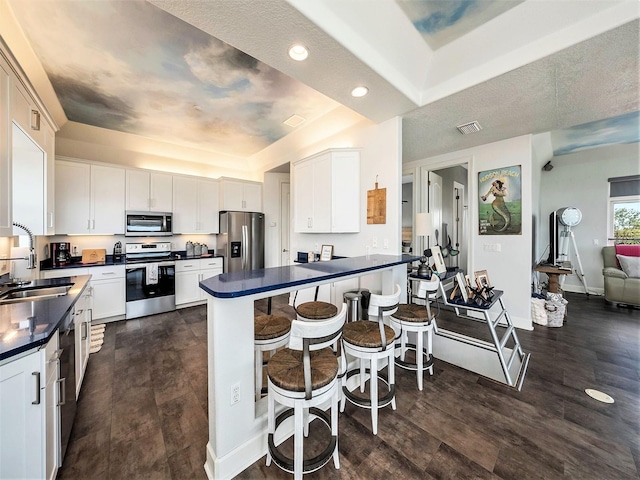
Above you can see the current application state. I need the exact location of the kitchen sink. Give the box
[0,284,73,304]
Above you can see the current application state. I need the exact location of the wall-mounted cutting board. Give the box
[82,248,106,264]
[367,183,386,224]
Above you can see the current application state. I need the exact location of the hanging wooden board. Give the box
[367,183,386,224]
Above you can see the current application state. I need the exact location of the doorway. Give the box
[280,182,290,266]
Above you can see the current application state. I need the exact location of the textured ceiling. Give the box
[5,0,640,167]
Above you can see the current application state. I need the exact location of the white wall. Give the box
[538,142,640,294]
[407,135,534,330]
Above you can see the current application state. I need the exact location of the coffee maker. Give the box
[51,242,71,267]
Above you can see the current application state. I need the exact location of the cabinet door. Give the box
[150,173,173,212]
[0,54,11,236]
[91,165,125,234]
[220,180,244,211]
[176,268,201,305]
[43,332,59,480]
[243,183,262,212]
[125,170,150,211]
[91,276,125,320]
[12,123,45,235]
[172,176,198,233]
[310,155,332,232]
[199,266,223,300]
[293,160,314,233]
[331,151,360,232]
[43,124,55,235]
[198,179,219,233]
[55,160,91,234]
[0,351,44,480]
[74,291,91,397]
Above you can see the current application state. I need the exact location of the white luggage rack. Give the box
[434,281,530,390]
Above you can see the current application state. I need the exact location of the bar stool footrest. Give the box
[268,407,337,475]
[342,369,395,408]
[394,342,434,372]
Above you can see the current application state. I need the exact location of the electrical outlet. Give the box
[72,245,79,256]
[372,237,378,248]
[231,382,240,405]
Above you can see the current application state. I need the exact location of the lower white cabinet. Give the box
[74,288,91,398]
[175,258,223,306]
[41,266,126,321]
[89,265,126,320]
[0,332,60,480]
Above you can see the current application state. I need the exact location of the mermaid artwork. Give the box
[481,179,510,232]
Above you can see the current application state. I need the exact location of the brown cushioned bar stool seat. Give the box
[296,301,338,320]
[266,304,347,480]
[255,314,291,401]
[341,284,402,435]
[390,276,439,391]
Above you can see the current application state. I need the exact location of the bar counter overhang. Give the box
[199,254,418,479]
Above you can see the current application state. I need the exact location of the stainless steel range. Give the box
[125,242,175,319]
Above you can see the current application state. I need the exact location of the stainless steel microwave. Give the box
[125,211,173,236]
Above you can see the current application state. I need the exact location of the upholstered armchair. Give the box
[601,246,640,306]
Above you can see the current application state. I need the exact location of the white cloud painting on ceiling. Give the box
[9,0,338,158]
[396,0,522,50]
[551,111,640,156]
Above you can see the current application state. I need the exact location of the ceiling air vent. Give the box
[456,121,482,135]
[283,114,305,127]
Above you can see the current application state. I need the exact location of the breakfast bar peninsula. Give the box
[199,254,418,479]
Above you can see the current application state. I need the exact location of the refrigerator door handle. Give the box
[242,224,248,270]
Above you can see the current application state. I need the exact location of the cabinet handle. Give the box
[101,272,116,276]
[81,321,88,340]
[92,219,95,230]
[48,212,54,228]
[32,372,41,405]
[57,377,66,406]
[31,109,41,131]
[87,219,91,229]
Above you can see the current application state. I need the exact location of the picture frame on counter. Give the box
[474,270,491,288]
[431,245,447,275]
[320,244,334,261]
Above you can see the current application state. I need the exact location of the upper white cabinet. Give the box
[219,178,262,212]
[55,159,125,235]
[173,176,219,233]
[12,123,45,236]
[0,52,12,236]
[43,124,55,234]
[292,149,360,233]
[125,170,173,212]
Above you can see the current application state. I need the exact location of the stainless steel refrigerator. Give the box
[218,211,265,273]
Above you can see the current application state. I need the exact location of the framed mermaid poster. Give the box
[478,165,522,235]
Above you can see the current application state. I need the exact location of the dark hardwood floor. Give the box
[58,292,639,479]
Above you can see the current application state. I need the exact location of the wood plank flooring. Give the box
[58,292,639,479]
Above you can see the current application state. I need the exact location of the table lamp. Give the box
[415,212,433,277]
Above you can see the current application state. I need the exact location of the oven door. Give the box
[125,261,176,319]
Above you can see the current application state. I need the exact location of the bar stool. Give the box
[390,276,439,391]
[255,313,292,401]
[266,303,347,480]
[294,286,338,321]
[340,284,401,435]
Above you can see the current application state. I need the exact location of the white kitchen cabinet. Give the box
[89,265,126,320]
[43,123,55,234]
[173,175,219,233]
[292,149,360,233]
[219,178,262,212]
[0,52,11,236]
[125,170,172,212]
[55,159,125,235]
[10,71,46,148]
[41,267,89,280]
[0,332,59,480]
[175,257,223,306]
[74,287,91,397]
[12,122,45,236]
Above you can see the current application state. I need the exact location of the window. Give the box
[608,175,640,245]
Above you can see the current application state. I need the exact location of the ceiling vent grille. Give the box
[283,114,305,127]
[457,121,482,135]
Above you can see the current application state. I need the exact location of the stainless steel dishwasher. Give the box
[58,310,76,463]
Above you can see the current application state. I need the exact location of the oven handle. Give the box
[126,261,175,271]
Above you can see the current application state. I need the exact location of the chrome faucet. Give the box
[7,222,37,270]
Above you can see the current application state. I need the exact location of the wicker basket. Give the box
[545,301,566,327]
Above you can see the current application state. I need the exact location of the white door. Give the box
[428,171,443,248]
[280,182,290,266]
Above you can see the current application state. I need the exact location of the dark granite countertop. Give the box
[40,255,125,271]
[200,254,420,299]
[0,275,91,362]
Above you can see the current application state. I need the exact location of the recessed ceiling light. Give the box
[351,86,369,98]
[283,114,306,127]
[288,44,309,61]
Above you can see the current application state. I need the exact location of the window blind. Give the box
[608,175,640,197]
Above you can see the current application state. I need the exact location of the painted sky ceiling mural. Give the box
[9,0,338,158]
[396,0,523,50]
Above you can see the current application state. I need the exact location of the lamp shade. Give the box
[415,212,433,237]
